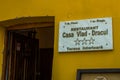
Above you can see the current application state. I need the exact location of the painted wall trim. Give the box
[0,16,54,28]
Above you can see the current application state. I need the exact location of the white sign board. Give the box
[58,17,113,52]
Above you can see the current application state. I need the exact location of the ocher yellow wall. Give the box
[0,0,120,80]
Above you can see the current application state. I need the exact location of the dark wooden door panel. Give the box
[36,48,53,80]
[7,32,39,80]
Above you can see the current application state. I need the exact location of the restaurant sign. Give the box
[58,17,113,52]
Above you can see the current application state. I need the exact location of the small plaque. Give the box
[58,17,113,52]
[77,69,120,80]
[94,76,107,80]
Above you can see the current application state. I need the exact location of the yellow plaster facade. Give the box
[0,0,120,80]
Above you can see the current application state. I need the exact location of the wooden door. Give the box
[6,32,39,80]
[36,48,53,80]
